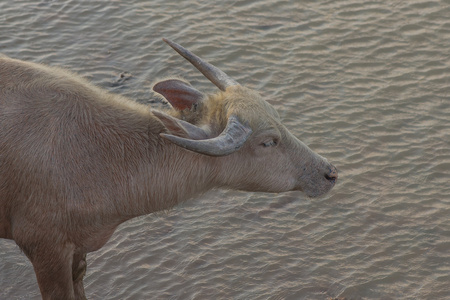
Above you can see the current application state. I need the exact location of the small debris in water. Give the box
[111,72,132,87]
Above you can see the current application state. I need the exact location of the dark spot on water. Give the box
[110,71,133,88]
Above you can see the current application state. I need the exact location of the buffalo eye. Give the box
[262,140,278,147]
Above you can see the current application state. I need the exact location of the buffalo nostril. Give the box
[325,174,335,181]
[324,166,338,183]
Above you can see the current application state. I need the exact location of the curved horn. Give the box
[163,38,239,91]
[161,115,252,156]
[152,110,210,140]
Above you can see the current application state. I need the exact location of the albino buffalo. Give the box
[0,39,337,299]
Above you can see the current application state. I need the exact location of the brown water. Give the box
[1,1,449,299]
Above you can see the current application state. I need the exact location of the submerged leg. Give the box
[21,242,76,300]
[72,252,87,300]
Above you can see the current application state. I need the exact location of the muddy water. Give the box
[0,0,449,299]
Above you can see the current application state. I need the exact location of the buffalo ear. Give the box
[153,79,204,111]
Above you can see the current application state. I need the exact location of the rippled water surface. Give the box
[1,0,449,299]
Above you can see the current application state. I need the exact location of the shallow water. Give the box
[1,0,449,299]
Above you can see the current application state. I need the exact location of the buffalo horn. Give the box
[163,38,239,91]
[161,115,252,156]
